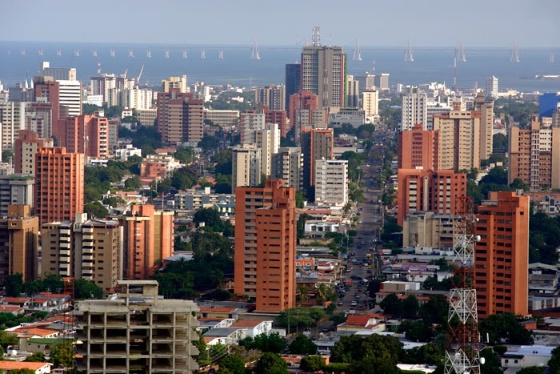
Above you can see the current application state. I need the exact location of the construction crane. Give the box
[136,65,144,85]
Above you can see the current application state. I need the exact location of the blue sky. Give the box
[2,0,559,47]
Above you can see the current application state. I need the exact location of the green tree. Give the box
[7,370,36,374]
[401,295,419,319]
[348,355,400,374]
[250,333,287,353]
[74,278,103,299]
[548,345,560,374]
[289,335,318,355]
[82,103,100,115]
[25,352,46,362]
[300,355,324,372]
[194,331,210,366]
[399,320,434,342]
[493,133,508,150]
[174,147,195,164]
[419,295,448,325]
[517,367,545,374]
[510,178,529,191]
[295,191,305,209]
[84,202,108,219]
[124,176,142,190]
[219,354,246,374]
[50,342,74,368]
[5,274,23,297]
[330,334,402,364]
[379,293,402,317]
[254,352,288,374]
[479,313,534,345]
[480,348,502,374]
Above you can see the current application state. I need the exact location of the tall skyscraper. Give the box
[509,118,560,191]
[314,159,348,206]
[232,145,261,190]
[239,109,266,145]
[474,191,529,318]
[0,205,38,285]
[235,180,296,312]
[271,147,303,191]
[57,80,82,117]
[35,147,84,225]
[474,92,495,161]
[34,77,61,140]
[0,101,26,155]
[301,46,346,108]
[346,76,359,108]
[397,169,466,226]
[301,128,334,196]
[374,73,390,92]
[285,63,301,112]
[156,89,204,144]
[401,87,428,131]
[485,76,499,98]
[119,204,174,280]
[362,89,379,118]
[14,130,53,175]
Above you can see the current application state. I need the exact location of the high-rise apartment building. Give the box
[256,123,280,178]
[255,85,286,111]
[75,280,200,373]
[314,159,348,206]
[0,205,38,285]
[156,89,203,144]
[265,109,288,138]
[0,101,26,154]
[271,147,303,191]
[396,169,466,226]
[486,76,499,98]
[398,124,439,170]
[14,130,53,175]
[289,91,327,143]
[301,128,334,195]
[34,77,61,140]
[63,115,109,158]
[402,211,455,250]
[35,147,84,225]
[474,92,495,161]
[401,88,428,131]
[362,90,379,118]
[509,118,560,191]
[374,73,390,92]
[41,213,121,292]
[162,75,188,93]
[285,63,301,112]
[235,180,296,312]
[232,145,261,190]
[301,46,346,108]
[58,80,82,117]
[25,102,54,139]
[354,73,375,96]
[239,109,266,145]
[40,61,77,81]
[474,191,529,318]
[346,76,359,108]
[119,205,174,280]
[0,174,34,217]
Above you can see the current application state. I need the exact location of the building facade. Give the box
[271,147,303,191]
[401,88,427,131]
[398,124,439,170]
[35,147,84,225]
[156,89,204,144]
[301,46,346,108]
[0,174,34,217]
[301,128,334,195]
[14,130,53,175]
[314,159,348,206]
[231,145,261,190]
[474,191,529,317]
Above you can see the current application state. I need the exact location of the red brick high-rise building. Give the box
[397,169,466,226]
[63,115,109,158]
[34,77,62,141]
[14,130,53,175]
[156,89,204,144]
[35,147,84,225]
[119,204,174,280]
[398,124,439,170]
[474,191,529,318]
[301,128,334,196]
[234,180,296,312]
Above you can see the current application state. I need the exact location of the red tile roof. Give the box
[231,319,264,328]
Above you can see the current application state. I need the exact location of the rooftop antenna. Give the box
[404,40,414,62]
[251,39,260,60]
[511,41,520,63]
[353,39,362,61]
[312,27,321,47]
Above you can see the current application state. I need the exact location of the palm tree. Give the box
[297,286,309,302]
[315,284,328,303]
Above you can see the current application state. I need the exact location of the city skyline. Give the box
[2,0,559,48]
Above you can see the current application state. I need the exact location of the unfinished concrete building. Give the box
[75,281,200,373]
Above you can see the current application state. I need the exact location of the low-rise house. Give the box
[336,314,386,333]
[0,361,51,374]
[198,307,239,320]
[202,328,243,346]
[500,345,554,371]
[196,318,235,333]
[230,319,272,338]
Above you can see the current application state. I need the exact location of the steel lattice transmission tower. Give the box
[444,197,481,374]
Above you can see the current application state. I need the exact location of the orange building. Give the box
[265,109,288,138]
[397,169,466,226]
[35,147,84,225]
[234,180,296,312]
[14,130,53,175]
[0,205,38,284]
[63,115,109,158]
[398,124,439,170]
[474,191,529,318]
[33,77,61,140]
[119,204,174,280]
[289,90,319,127]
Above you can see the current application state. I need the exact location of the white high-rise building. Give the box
[232,145,261,190]
[58,80,82,117]
[486,76,499,98]
[0,101,26,152]
[314,159,348,206]
[162,75,188,93]
[401,88,427,131]
[256,123,280,178]
[362,90,379,118]
[121,87,154,110]
[239,110,266,145]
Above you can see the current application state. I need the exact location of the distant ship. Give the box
[92,50,97,57]
[201,50,206,59]
[110,49,115,57]
[165,50,170,59]
[182,50,188,59]
[147,50,151,58]
[56,49,62,56]
[534,74,560,80]
[74,50,80,57]
[219,49,224,60]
